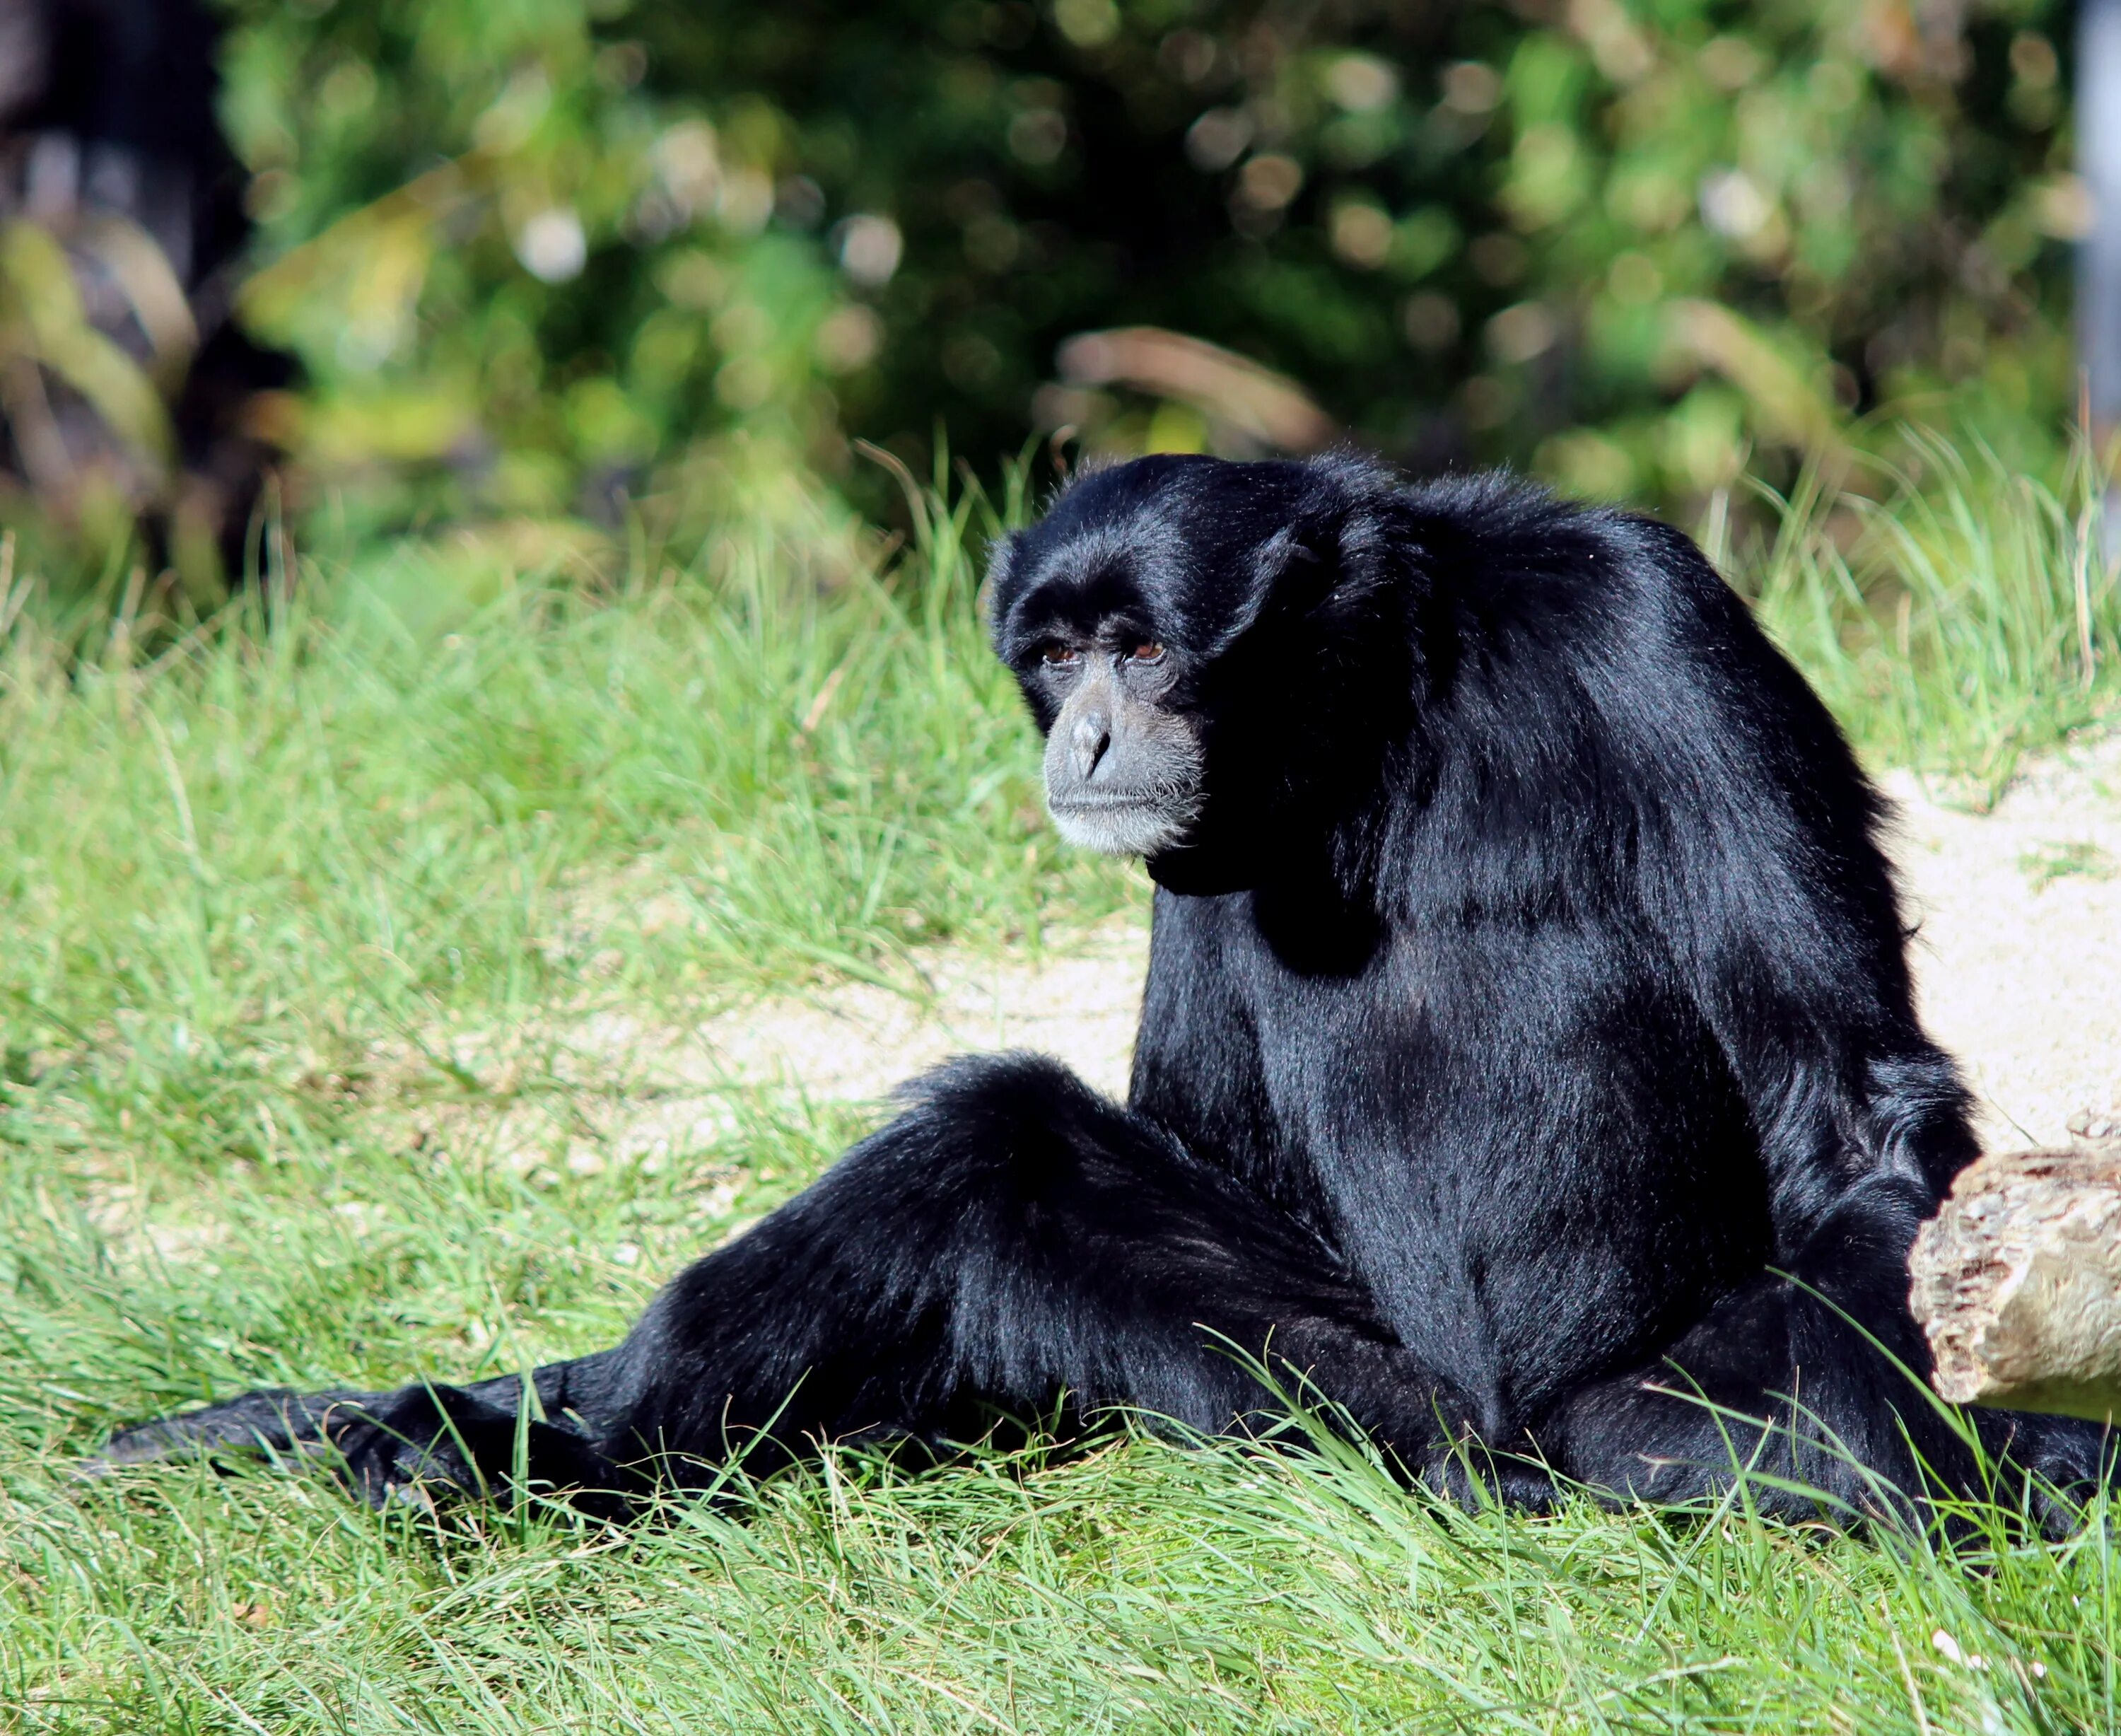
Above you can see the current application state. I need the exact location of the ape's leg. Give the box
[98,1375,645,1520]
[103,1054,1465,1513]
[1539,1173,2116,1527]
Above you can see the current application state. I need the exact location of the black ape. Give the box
[105,454,2113,1521]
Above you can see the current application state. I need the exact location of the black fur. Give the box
[103,454,2113,1524]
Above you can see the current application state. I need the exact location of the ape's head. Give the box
[987,453,1405,890]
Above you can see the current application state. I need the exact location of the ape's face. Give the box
[988,454,1334,875]
[1021,625,1205,858]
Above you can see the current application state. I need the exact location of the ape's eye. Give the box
[1041,644,1081,668]
[1127,641,1167,665]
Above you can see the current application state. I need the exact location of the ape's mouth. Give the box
[1046,793,1197,858]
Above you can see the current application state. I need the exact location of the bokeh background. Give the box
[0,0,2088,590]
[9,13,2121,1726]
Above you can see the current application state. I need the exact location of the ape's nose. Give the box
[1070,710,1111,781]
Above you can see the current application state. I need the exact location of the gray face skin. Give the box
[1037,635,1207,857]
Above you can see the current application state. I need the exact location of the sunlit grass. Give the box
[1,438,2117,1731]
[1743,429,2121,801]
[0,479,1138,1074]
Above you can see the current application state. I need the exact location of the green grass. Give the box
[1742,429,2121,801]
[0,479,1136,1052]
[2,441,2119,1732]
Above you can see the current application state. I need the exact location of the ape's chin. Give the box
[1046,798,1194,859]
[1144,837,1256,897]
[1145,806,1338,902]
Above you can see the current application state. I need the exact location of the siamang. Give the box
[103,453,2115,1525]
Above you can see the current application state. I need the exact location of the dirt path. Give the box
[686,919,1149,1105]
[1886,730,2121,1149]
[548,732,2119,1167]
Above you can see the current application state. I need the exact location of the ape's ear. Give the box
[984,528,1023,593]
[1205,500,1391,658]
[983,530,1026,646]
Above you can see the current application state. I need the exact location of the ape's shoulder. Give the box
[1310,462,1867,820]
[1274,458,1722,636]
[1357,467,1719,609]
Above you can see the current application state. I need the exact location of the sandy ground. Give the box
[1886,730,2121,1149]
[508,730,2119,1174]
[686,920,1148,1106]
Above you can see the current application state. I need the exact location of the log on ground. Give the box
[1909,1144,2121,1423]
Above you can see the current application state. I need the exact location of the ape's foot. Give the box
[1418,1436,1565,1515]
[308,1383,642,1523]
[95,1382,643,1523]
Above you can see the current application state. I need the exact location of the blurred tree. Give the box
[638,0,2077,503]
[0,0,293,596]
[213,0,858,549]
[187,0,2087,542]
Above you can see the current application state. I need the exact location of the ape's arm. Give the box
[1519,518,1992,1510]
[1603,518,1977,1249]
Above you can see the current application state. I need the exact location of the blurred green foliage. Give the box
[205,0,2079,535]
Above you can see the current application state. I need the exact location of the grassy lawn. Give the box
[3,448,2120,1732]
